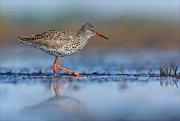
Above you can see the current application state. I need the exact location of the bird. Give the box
[18,23,108,77]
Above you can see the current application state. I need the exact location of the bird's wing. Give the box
[18,29,76,49]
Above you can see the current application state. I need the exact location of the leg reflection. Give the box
[53,82,60,96]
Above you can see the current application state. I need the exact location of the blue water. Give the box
[0,76,180,121]
[0,47,180,121]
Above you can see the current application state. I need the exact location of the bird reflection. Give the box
[22,77,91,121]
[160,77,178,88]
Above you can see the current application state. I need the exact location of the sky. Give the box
[0,0,179,22]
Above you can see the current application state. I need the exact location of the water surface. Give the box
[0,48,180,121]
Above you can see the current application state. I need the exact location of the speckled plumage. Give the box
[18,23,108,76]
[18,23,97,57]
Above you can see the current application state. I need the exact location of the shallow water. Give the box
[0,47,180,121]
[0,76,180,121]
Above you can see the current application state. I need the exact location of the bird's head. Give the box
[80,23,108,39]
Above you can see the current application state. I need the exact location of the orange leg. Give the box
[51,56,83,77]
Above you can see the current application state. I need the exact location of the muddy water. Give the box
[0,48,180,121]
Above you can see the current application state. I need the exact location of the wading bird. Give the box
[18,23,108,77]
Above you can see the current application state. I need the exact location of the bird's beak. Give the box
[94,32,108,39]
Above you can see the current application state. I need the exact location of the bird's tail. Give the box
[18,36,26,43]
[18,36,36,47]
[18,36,36,44]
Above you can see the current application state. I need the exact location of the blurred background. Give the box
[0,0,179,72]
[0,0,179,50]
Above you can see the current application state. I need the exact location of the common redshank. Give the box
[18,23,108,77]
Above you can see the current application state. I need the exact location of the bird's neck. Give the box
[76,29,91,41]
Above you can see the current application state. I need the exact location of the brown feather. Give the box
[19,29,76,49]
